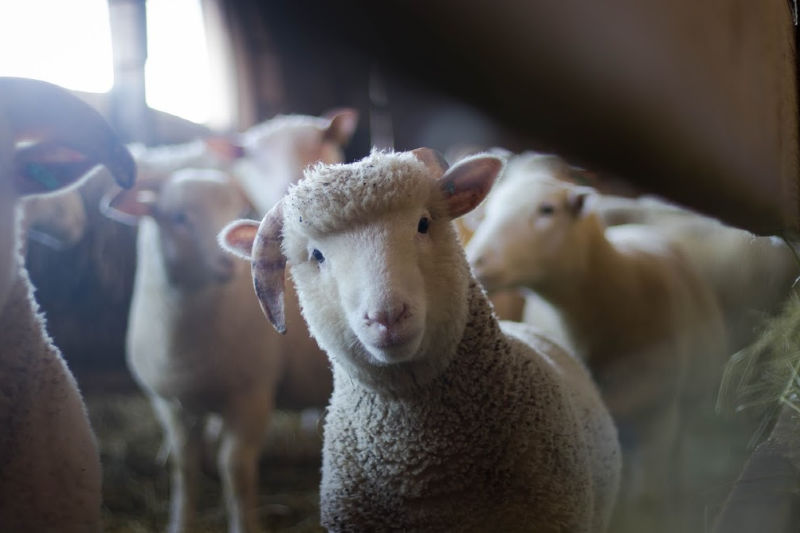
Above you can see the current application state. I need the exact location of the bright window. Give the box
[0,0,114,93]
[145,0,231,126]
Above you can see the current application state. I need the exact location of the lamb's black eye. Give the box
[170,211,189,226]
[417,217,430,234]
[538,204,555,216]
[312,248,325,263]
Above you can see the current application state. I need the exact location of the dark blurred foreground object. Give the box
[258,0,798,236]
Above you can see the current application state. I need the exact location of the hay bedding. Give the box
[86,391,754,532]
[86,392,324,532]
[83,330,773,533]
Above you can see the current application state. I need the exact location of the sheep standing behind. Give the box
[103,111,356,533]
[0,77,135,532]
[107,169,284,533]
[233,110,358,214]
[465,159,728,533]
[220,149,621,532]
[593,194,800,353]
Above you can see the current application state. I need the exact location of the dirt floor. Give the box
[86,392,325,533]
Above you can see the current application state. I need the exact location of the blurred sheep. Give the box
[0,77,134,532]
[99,110,357,533]
[466,154,728,533]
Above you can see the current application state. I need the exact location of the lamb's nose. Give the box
[367,303,409,328]
[213,255,236,282]
[471,255,487,269]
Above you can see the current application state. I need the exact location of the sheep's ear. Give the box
[413,147,449,179]
[2,77,135,194]
[566,188,592,217]
[204,135,246,162]
[218,219,259,260]
[439,154,504,218]
[100,185,158,226]
[251,201,287,334]
[322,108,359,146]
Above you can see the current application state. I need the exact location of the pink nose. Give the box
[366,303,409,328]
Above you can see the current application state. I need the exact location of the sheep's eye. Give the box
[170,212,189,226]
[312,248,325,263]
[417,217,430,234]
[538,204,555,216]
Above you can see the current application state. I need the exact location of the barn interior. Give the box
[2,1,799,532]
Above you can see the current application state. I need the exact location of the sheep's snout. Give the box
[356,297,423,363]
[211,254,236,283]
[365,302,409,329]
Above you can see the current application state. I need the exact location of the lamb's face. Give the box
[290,204,468,367]
[219,149,503,385]
[155,170,252,288]
[467,179,591,292]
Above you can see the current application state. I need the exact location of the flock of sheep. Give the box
[1,76,797,533]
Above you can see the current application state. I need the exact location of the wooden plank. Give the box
[272,0,799,235]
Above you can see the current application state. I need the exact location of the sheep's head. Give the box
[466,169,595,293]
[0,77,135,309]
[220,149,503,382]
[241,109,358,186]
[105,168,253,289]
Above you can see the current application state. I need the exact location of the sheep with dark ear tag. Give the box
[0,76,134,533]
[220,148,621,533]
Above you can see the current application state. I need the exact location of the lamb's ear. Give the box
[100,185,158,226]
[204,135,246,162]
[322,108,359,145]
[566,188,592,217]
[2,77,136,194]
[438,154,504,218]
[218,219,260,260]
[412,147,449,179]
[250,201,287,334]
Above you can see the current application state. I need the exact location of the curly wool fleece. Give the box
[283,149,441,237]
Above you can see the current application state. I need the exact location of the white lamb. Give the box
[220,149,621,532]
[0,77,135,532]
[104,167,331,533]
[465,164,728,532]
[101,111,356,533]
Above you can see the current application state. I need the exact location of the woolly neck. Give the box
[0,271,52,463]
[0,270,48,352]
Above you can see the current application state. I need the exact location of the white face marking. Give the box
[301,209,431,364]
[284,201,479,375]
